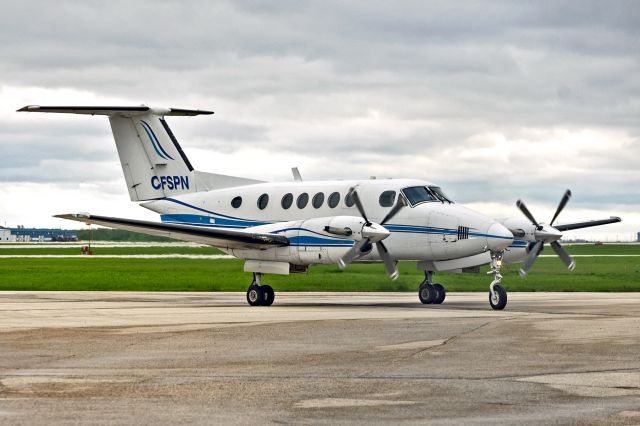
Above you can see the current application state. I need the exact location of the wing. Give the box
[55,214,288,249]
[554,216,622,232]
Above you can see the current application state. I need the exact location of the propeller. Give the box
[338,187,406,280]
[516,189,576,277]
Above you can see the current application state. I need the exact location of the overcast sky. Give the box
[0,0,638,240]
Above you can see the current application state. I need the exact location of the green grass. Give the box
[0,254,637,292]
[0,243,635,257]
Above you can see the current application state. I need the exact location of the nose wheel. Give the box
[246,273,275,306]
[488,252,507,310]
[418,272,446,305]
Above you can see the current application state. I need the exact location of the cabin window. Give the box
[281,193,293,209]
[345,191,355,207]
[312,192,325,209]
[257,193,269,210]
[379,190,396,207]
[297,193,309,209]
[231,196,242,208]
[328,192,340,208]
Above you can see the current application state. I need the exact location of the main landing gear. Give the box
[246,273,275,307]
[488,251,507,310]
[418,271,446,305]
[418,252,508,310]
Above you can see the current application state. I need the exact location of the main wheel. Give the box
[419,282,436,304]
[262,285,275,306]
[433,283,446,304]
[489,284,507,310]
[246,284,264,306]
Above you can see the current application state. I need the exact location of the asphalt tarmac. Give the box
[1,292,639,425]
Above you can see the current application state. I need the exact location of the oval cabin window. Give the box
[345,191,355,207]
[312,192,325,209]
[231,196,242,208]
[281,193,293,209]
[297,193,309,209]
[328,192,340,208]
[257,193,269,210]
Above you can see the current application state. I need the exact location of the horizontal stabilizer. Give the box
[55,213,288,249]
[17,105,213,116]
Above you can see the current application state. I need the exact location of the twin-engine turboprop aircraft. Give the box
[19,105,622,310]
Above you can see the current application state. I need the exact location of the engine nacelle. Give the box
[230,216,368,266]
[498,217,537,242]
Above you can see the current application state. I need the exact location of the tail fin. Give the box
[18,105,260,201]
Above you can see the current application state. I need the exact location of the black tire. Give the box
[246,284,264,306]
[262,285,275,306]
[419,282,435,304]
[433,283,446,304]
[489,284,507,310]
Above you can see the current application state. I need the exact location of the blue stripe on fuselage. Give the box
[160,199,513,243]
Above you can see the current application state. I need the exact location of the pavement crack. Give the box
[406,319,501,359]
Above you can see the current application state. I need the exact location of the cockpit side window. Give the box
[401,186,437,206]
[429,186,453,203]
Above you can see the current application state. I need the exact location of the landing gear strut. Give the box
[488,252,507,310]
[246,273,275,307]
[418,271,446,305]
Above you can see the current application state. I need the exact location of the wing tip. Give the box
[54,213,90,220]
[17,105,39,112]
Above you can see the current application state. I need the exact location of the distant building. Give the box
[4,226,78,242]
[637,232,640,243]
[0,227,10,242]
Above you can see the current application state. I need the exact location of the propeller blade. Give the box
[519,241,543,277]
[376,241,399,280]
[550,241,576,271]
[380,194,406,225]
[554,216,621,232]
[516,199,542,230]
[348,188,369,224]
[550,189,572,226]
[338,238,370,269]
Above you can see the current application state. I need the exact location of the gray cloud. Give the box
[0,0,638,231]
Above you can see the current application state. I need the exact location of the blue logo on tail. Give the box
[140,120,174,160]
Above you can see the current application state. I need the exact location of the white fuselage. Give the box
[142,178,514,267]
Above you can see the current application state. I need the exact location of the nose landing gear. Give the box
[418,271,446,305]
[246,273,275,306]
[488,252,507,310]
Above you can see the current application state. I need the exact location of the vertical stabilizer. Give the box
[18,105,262,201]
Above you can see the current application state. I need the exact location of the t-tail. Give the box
[18,105,260,201]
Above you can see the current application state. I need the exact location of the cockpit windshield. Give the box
[402,186,437,206]
[428,186,453,203]
[401,186,454,206]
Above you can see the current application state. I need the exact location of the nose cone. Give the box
[486,222,513,252]
[535,226,562,243]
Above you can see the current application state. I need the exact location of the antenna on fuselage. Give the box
[292,167,303,182]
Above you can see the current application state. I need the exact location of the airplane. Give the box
[18,105,622,310]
